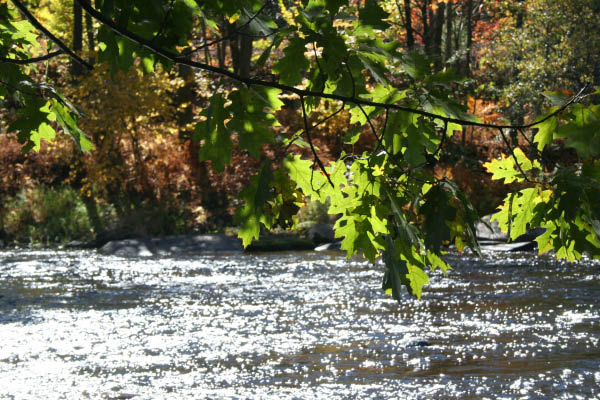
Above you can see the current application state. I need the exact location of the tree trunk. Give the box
[226,21,253,78]
[432,2,445,68]
[81,192,103,237]
[421,0,430,55]
[175,60,195,139]
[71,1,84,76]
[400,0,414,49]
[238,31,253,78]
[227,22,240,75]
[444,2,453,63]
[85,10,95,64]
[464,0,473,76]
[217,40,225,69]
[201,18,211,64]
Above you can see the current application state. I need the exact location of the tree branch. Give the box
[180,4,270,58]
[151,0,175,43]
[0,50,64,65]
[431,119,448,160]
[498,128,532,183]
[10,0,92,70]
[300,95,335,189]
[75,0,585,132]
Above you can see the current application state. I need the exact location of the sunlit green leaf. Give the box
[534,114,558,151]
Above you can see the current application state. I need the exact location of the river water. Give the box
[0,249,599,399]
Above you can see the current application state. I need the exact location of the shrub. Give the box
[1,186,98,245]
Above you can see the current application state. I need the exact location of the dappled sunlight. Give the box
[0,250,599,398]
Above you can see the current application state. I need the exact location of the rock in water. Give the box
[99,238,155,257]
[99,234,243,257]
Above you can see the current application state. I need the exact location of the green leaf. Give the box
[241,7,277,36]
[285,155,324,198]
[534,115,558,151]
[256,34,284,68]
[357,52,387,85]
[482,148,538,183]
[510,188,539,240]
[250,86,284,111]
[405,263,429,299]
[195,93,233,172]
[385,186,419,247]
[343,125,361,144]
[420,185,456,253]
[427,251,451,274]
[50,100,94,152]
[227,89,276,158]
[536,221,557,254]
[425,69,465,87]
[542,91,570,106]
[382,237,410,301]
[369,204,389,235]
[556,119,600,158]
[235,161,275,247]
[492,188,541,241]
[358,0,389,31]
[30,122,55,151]
[334,214,361,257]
[8,97,50,149]
[325,0,346,15]
[401,51,430,80]
[273,37,308,86]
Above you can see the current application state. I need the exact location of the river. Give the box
[0,249,599,399]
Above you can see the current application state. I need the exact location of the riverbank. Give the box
[0,213,542,256]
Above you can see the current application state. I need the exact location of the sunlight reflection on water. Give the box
[0,249,599,399]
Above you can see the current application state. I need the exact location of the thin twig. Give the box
[0,79,38,97]
[345,62,356,99]
[10,0,92,70]
[76,0,586,132]
[311,101,345,130]
[431,119,448,159]
[151,0,175,43]
[498,128,532,183]
[180,4,269,58]
[0,50,64,65]
[312,42,327,93]
[517,127,536,148]
[358,103,385,155]
[300,95,335,189]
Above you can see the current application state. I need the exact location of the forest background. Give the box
[1,0,600,297]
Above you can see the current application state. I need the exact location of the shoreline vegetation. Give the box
[3,0,599,298]
[0,184,338,251]
[0,184,538,256]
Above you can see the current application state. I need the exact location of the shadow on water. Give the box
[0,249,599,399]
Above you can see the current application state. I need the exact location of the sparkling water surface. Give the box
[0,249,599,399]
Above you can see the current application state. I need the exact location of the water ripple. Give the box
[0,249,598,399]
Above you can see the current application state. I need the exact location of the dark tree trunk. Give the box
[421,0,430,55]
[81,193,103,237]
[464,0,473,76]
[227,22,240,74]
[201,18,211,64]
[238,31,253,78]
[71,1,84,76]
[217,39,225,69]
[175,57,195,145]
[85,10,95,63]
[432,2,445,68]
[226,21,254,78]
[444,2,453,62]
[401,0,414,49]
